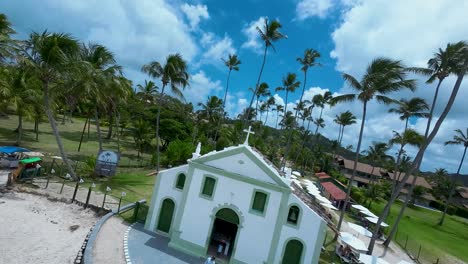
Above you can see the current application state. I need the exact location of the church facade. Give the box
[144,144,327,264]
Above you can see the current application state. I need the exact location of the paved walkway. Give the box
[92,216,128,264]
[127,223,205,264]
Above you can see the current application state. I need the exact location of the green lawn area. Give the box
[371,200,468,263]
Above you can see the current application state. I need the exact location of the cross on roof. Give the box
[243,126,255,146]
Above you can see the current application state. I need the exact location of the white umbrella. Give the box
[360,209,378,218]
[359,254,390,264]
[365,217,389,227]
[351,204,369,211]
[314,195,331,204]
[347,222,373,237]
[292,171,301,177]
[339,232,367,251]
[321,202,338,210]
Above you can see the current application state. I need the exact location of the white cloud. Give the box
[184,71,223,106]
[241,16,266,53]
[180,3,210,30]
[330,0,468,173]
[199,32,236,66]
[295,0,333,20]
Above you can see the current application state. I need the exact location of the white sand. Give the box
[0,191,98,264]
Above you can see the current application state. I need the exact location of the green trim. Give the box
[171,166,195,239]
[229,259,248,264]
[279,237,307,264]
[144,169,165,230]
[284,203,303,230]
[267,192,289,263]
[190,161,290,193]
[169,235,206,258]
[198,174,218,200]
[311,220,327,264]
[155,197,176,235]
[174,172,186,190]
[248,189,270,217]
[194,145,290,189]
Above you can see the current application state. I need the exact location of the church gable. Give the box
[194,145,289,188]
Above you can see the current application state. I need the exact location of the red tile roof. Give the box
[320,182,347,201]
[316,172,331,179]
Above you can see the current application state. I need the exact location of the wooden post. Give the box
[417,244,422,261]
[102,192,107,208]
[435,258,439,264]
[118,196,123,213]
[133,201,140,222]
[404,235,408,250]
[45,176,49,189]
[74,160,79,172]
[71,181,79,202]
[84,186,92,209]
[60,178,66,194]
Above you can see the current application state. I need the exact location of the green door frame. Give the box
[157,198,176,234]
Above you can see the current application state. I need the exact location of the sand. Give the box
[0,191,98,264]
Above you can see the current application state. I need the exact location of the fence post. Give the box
[84,186,92,209]
[404,235,408,250]
[133,201,140,222]
[435,258,439,264]
[102,186,111,209]
[71,179,81,202]
[74,160,79,172]
[45,176,50,189]
[60,177,66,194]
[417,244,422,261]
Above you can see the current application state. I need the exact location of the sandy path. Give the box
[0,191,98,264]
[92,216,128,264]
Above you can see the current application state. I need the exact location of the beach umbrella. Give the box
[360,209,378,218]
[321,202,338,210]
[359,253,390,264]
[365,217,389,227]
[339,232,367,251]
[292,171,301,177]
[314,195,331,204]
[347,222,373,237]
[351,204,369,211]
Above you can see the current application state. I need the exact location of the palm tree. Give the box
[388,97,429,130]
[142,53,189,171]
[334,111,357,145]
[25,31,80,180]
[368,42,468,254]
[313,117,325,136]
[263,96,275,126]
[439,128,468,225]
[362,142,393,183]
[254,82,270,120]
[0,14,16,62]
[332,58,416,231]
[296,48,321,107]
[245,18,286,125]
[198,96,223,124]
[276,73,300,123]
[136,80,158,104]
[274,104,284,129]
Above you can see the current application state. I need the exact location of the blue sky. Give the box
[3,0,468,174]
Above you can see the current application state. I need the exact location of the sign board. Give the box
[94,150,120,177]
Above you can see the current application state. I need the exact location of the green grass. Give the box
[371,200,468,263]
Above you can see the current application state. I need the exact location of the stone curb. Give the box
[123,223,137,264]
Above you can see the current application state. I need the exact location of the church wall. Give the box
[178,166,282,263]
[145,165,188,232]
[274,195,327,264]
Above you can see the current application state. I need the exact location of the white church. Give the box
[145,129,328,264]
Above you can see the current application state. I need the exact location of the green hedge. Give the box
[429,200,468,218]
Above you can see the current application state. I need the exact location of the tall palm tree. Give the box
[274,104,284,129]
[332,58,416,231]
[276,73,300,122]
[25,31,80,180]
[197,96,223,124]
[388,97,429,130]
[368,42,468,254]
[254,82,270,120]
[362,142,393,183]
[142,53,189,171]
[245,18,286,125]
[296,48,321,108]
[136,80,158,104]
[334,111,357,145]
[439,128,468,225]
[263,96,275,126]
[0,14,16,62]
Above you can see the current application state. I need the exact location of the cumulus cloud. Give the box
[199,32,236,67]
[241,16,266,53]
[180,3,210,30]
[184,71,223,106]
[295,0,333,20]
[330,0,468,172]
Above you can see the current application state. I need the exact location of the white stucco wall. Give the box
[274,195,327,263]
[179,166,282,263]
[146,165,187,232]
[204,152,276,185]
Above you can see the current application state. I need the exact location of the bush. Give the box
[455,207,468,219]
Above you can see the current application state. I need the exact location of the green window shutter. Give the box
[202,177,215,197]
[176,174,186,189]
[252,192,267,213]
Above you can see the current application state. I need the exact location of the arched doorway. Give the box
[157,199,175,233]
[207,208,240,262]
[281,239,303,264]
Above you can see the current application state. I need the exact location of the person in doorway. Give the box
[204,256,216,264]
[217,242,224,256]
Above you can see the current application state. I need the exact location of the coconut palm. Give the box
[362,142,393,183]
[254,82,270,120]
[136,80,158,104]
[368,42,468,254]
[439,128,468,225]
[332,58,416,231]
[274,104,284,129]
[263,96,275,126]
[0,14,16,62]
[24,31,80,180]
[197,96,223,124]
[142,53,189,171]
[245,18,286,125]
[334,111,357,145]
[275,73,300,122]
[296,48,321,107]
[388,97,429,130]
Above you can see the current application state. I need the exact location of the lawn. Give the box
[371,200,468,263]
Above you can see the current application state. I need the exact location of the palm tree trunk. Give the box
[106,110,113,139]
[280,91,293,169]
[95,107,103,151]
[294,117,312,165]
[16,113,22,146]
[284,91,289,116]
[339,126,345,145]
[213,69,232,146]
[155,85,166,171]
[337,124,342,142]
[245,45,268,127]
[43,80,77,181]
[255,96,259,121]
[424,78,443,137]
[116,111,121,152]
[367,60,467,254]
[337,101,367,230]
[275,112,280,129]
[77,117,88,152]
[35,119,39,141]
[87,113,91,139]
[439,145,466,225]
